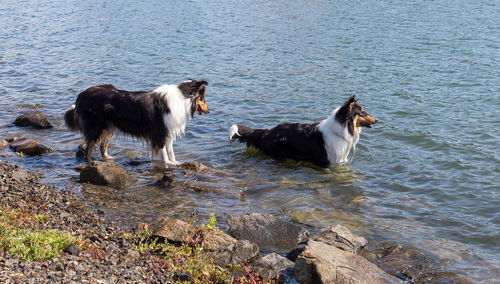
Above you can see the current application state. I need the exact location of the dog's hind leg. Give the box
[84,140,96,163]
[99,130,114,161]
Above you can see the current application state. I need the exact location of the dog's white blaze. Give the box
[318,107,361,164]
[154,84,193,140]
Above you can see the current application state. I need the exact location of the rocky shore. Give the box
[0,110,472,283]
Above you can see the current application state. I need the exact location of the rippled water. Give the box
[1,0,499,281]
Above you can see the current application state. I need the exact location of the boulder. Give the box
[294,240,402,284]
[9,138,52,156]
[254,253,294,280]
[311,224,367,254]
[79,161,131,187]
[150,217,259,265]
[227,213,309,252]
[14,111,53,128]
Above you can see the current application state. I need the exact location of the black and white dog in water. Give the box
[229,96,377,167]
[64,79,209,167]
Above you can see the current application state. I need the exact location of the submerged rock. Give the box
[294,240,403,284]
[227,213,309,252]
[180,161,209,173]
[79,161,131,187]
[14,111,53,129]
[9,138,53,156]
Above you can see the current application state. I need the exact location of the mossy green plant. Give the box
[2,229,75,262]
[0,208,76,262]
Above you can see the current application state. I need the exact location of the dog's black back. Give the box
[74,85,170,149]
[234,123,330,167]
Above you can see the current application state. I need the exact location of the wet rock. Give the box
[254,253,294,280]
[64,243,80,256]
[417,271,471,284]
[363,244,456,283]
[9,138,53,156]
[311,224,367,254]
[79,161,132,187]
[0,139,8,151]
[14,111,53,129]
[227,213,309,252]
[180,161,209,173]
[294,240,402,284]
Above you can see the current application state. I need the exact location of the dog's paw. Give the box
[102,154,114,161]
[164,160,180,167]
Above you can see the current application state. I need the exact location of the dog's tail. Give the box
[64,105,80,131]
[229,124,266,148]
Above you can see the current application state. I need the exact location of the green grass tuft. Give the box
[0,208,76,262]
[3,229,75,262]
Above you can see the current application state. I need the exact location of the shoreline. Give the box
[0,160,275,283]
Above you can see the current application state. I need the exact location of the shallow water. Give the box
[1,0,499,281]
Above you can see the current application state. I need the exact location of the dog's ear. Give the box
[340,95,357,110]
[347,95,356,104]
[197,81,208,92]
[346,95,357,111]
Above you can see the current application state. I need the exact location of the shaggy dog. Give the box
[229,96,377,167]
[65,79,209,167]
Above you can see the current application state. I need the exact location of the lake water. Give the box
[1,0,499,282]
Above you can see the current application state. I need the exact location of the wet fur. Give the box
[229,96,377,167]
[65,80,208,167]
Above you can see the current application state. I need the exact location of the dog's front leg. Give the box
[160,145,178,167]
[166,137,180,166]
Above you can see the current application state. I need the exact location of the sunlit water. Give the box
[1,0,499,281]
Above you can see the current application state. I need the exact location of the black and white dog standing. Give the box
[229,96,377,167]
[64,79,209,167]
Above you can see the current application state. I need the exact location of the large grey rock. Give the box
[79,161,131,187]
[254,253,294,280]
[311,224,367,254]
[9,138,53,156]
[227,213,309,252]
[294,240,403,284]
[14,111,53,128]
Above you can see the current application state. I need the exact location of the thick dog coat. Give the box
[65,79,209,167]
[229,96,377,167]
